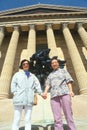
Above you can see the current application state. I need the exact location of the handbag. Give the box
[34,93,37,105]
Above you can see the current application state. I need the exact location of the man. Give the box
[11,59,43,130]
[43,57,76,130]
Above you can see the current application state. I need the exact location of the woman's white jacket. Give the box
[11,70,42,106]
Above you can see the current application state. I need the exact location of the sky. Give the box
[0,0,87,12]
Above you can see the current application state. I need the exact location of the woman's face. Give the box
[51,59,59,70]
[22,61,29,71]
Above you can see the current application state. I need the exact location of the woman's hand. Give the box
[70,91,75,97]
[41,93,47,99]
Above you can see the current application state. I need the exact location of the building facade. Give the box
[0,4,87,99]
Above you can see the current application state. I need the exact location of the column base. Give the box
[79,87,87,95]
[0,93,9,99]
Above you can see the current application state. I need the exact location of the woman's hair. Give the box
[51,56,66,68]
[19,59,29,69]
[51,56,59,63]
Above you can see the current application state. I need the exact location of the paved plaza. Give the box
[0,93,87,130]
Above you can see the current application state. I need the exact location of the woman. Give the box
[11,59,43,130]
[43,57,76,130]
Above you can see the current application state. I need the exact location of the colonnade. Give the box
[0,22,87,99]
[62,23,87,94]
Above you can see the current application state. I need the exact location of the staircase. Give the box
[0,94,87,130]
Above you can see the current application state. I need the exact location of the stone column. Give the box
[77,22,87,49]
[20,24,36,60]
[0,26,20,99]
[0,26,5,46]
[46,23,58,57]
[27,25,36,59]
[62,23,87,94]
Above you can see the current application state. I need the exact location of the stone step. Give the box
[0,123,87,130]
[0,95,87,130]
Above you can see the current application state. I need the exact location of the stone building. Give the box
[0,4,87,99]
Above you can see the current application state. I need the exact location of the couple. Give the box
[11,58,76,130]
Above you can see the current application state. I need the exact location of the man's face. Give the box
[51,59,59,70]
[22,61,29,71]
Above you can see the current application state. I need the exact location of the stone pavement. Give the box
[0,93,87,130]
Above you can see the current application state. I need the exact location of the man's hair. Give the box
[19,59,29,69]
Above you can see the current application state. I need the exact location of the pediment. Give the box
[0,4,87,16]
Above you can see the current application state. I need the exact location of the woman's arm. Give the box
[42,85,50,99]
[67,82,75,97]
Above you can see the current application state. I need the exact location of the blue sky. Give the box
[0,0,87,11]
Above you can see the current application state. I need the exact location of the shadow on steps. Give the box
[19,124,68,130]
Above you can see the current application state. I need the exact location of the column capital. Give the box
[13,25,20,30]
[29,24,35,30]
[12,25,21,34]
[76,22,83,28]
[46,23,53,29]
[0,26,5,33]
[62,22,69,29]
